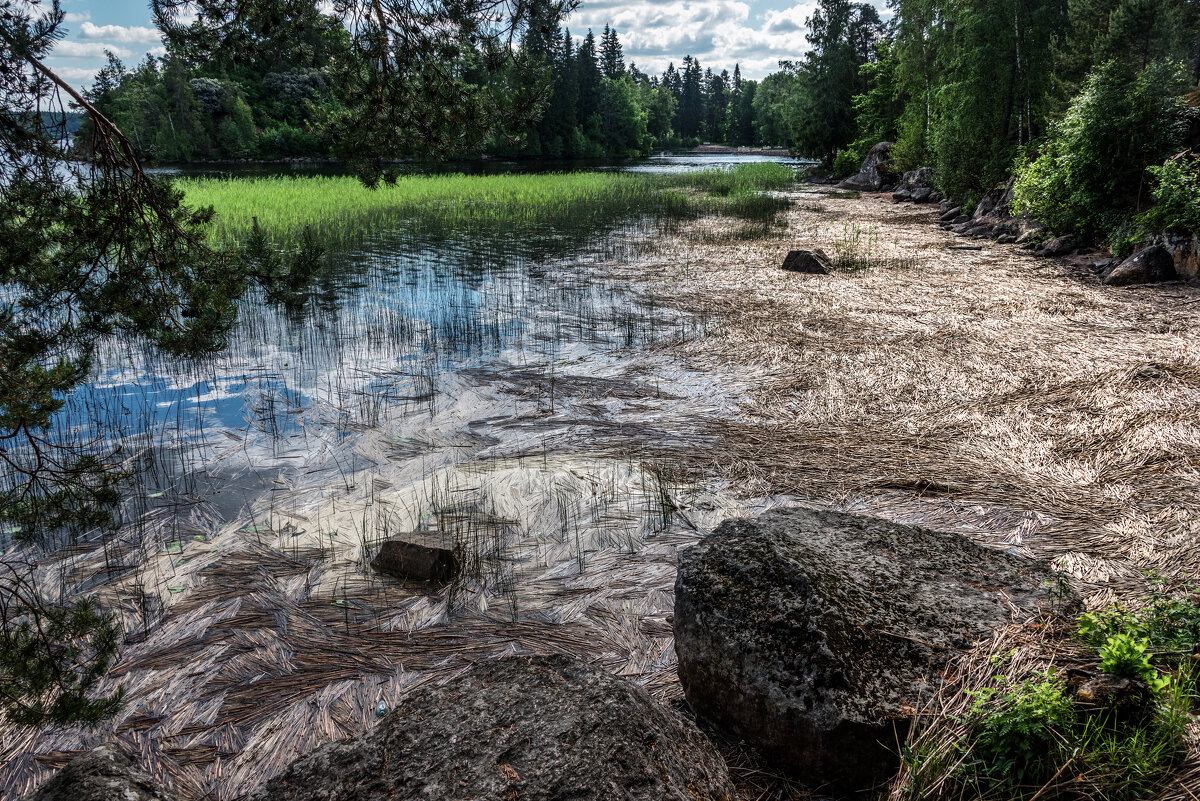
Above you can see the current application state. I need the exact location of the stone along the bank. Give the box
[673,507,1075,793]
[22,745,166,801]
[250,654,735,801]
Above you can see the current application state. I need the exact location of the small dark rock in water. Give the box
[1037,235,1077,257]
[371,532,460,583]
[673,507,1075,794]
[782,248,833,274]
[23,745,166,801]
[249,654,735,801]
[1101,245,1178,286]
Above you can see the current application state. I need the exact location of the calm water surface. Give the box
[43,153,799,536]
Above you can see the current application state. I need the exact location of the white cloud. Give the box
[79,21,162,44]
[53,40,133,59]
[567,0,887,80]
[63,11,91,23]
[52,66,99,83]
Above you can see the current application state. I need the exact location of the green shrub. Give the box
[1138,157,1200,235]
[1078,577,1200,653]
[962,671,1076,789]
[832,146,865,179]
[1098,633,1170,693]
[260,123,322,159]
[1107,218,1146,258]
[1012,59,1192,240]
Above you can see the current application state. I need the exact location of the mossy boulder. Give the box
[673,507,1075,794]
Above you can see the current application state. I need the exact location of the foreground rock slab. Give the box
[250,654,735,801]
[674,507,1074,794]
[23,745,166,801]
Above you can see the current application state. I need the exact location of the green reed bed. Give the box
[181,163,796,246]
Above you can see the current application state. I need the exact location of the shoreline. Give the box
[632,185,1200,594]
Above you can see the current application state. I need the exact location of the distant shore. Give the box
[690,144,792,156]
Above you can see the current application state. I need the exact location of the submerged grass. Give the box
[182,163,797,247]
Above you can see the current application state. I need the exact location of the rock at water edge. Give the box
[250,654,736,801]
[673,506,1075,793]
[782,249,833,274]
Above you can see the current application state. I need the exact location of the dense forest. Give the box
[789,0,1200,249]
[84,21,771,162]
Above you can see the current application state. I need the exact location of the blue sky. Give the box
[47,0,891,89]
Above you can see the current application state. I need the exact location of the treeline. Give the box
[82,11,347,162]
[84,20,780,163]
[499,25,763,157]
[774,0,1200,246]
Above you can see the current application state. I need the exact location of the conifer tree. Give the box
[679,56,705,138]
[576,29,603,121]
[600,24,626,79]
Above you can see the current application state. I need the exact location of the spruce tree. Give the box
[679,56,705,138]
[577,29,602,121]
[600,24,626,79]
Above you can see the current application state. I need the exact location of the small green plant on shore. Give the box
[833,222,879,269]
[1098,633,1171,694]
[1138,157,1200,235]
[960,671,1075,789]
[1106,219,1146,259]
[1077,576,1200,653]
[901,586,1200,801]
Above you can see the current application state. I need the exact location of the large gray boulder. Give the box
[673,507,1074,794]
[972,180,1015,221]
[250,654,735,801]
[23,745,166,801]
[1037,235,1077,257]
[1101,245,1178,286]
[836,141,895,192]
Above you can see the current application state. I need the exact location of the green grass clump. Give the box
[181,163,797,247]
[899,584,1200,801]
[675,161,796,196]
[953,668,1190,800]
